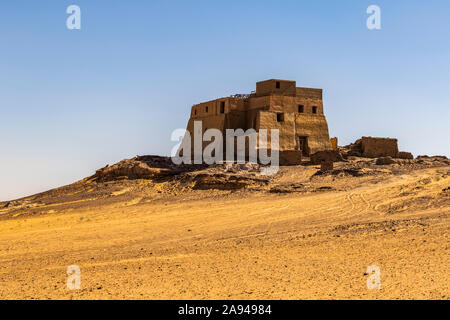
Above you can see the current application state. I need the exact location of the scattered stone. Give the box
[279,151,302,165]
[376,156,395,165]
[320,161,334,172]
[85,155,209,183]
[189,173,268,190]
[317,186,334,191]
[397,152,414,160]
[310,150,344,165]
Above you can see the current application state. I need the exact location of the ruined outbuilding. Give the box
[183,79,332,164]
[342,137,413,159]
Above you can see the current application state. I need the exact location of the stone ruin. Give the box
[179,79,415,166]
[342,137,413,160]
[182,79,331,165]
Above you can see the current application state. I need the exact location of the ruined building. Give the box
[183,79,332,164]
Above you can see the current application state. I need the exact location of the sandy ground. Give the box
[0,162,448,300]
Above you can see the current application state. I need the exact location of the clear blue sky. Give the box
[1,0,449,201]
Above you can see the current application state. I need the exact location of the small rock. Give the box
[397,151,414,160]
[376,156,395,165]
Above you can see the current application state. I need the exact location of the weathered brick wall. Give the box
[295,87,322,99]
[256,79,296,97]
[268,95,323,115]
[258,111,296,151]
[361,137,399,158]
[279,151,303,165]
[295,114,331,154]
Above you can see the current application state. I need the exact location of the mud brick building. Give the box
[184,79,332,164]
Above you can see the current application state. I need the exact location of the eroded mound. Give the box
[87,155,206,182]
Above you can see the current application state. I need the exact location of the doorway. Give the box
[297,136,309,156]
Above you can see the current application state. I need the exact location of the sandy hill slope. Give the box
[0,156,448,299]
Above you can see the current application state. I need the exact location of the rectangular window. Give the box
[276,113,284,122]
[220,101,225,113]
[206,106,208,113]
[312,106,318,114]
[276,81,280,89]
[298,105,304,113]
[194,109,197,115]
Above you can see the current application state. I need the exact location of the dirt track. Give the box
[0,164,448,299]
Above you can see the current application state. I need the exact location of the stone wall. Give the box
[269,95,323,115]
[258,111,296,151]
[279,151,302,165]
[361,137,399,158]
[330,137,338,150]
[295,114,331,154]
[256,79,296,97]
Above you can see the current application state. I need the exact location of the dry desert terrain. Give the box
[0,156,449,299]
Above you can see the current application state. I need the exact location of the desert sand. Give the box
[0,156,448,299]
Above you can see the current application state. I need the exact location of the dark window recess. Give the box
[312,106,318,114]
[276,81,281,89]
[276,113,284,122]
[298,136,309,156]
[220,101,225,113]
[205,106,208,113]
[194,109,197,115]
[298,105,304,113]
